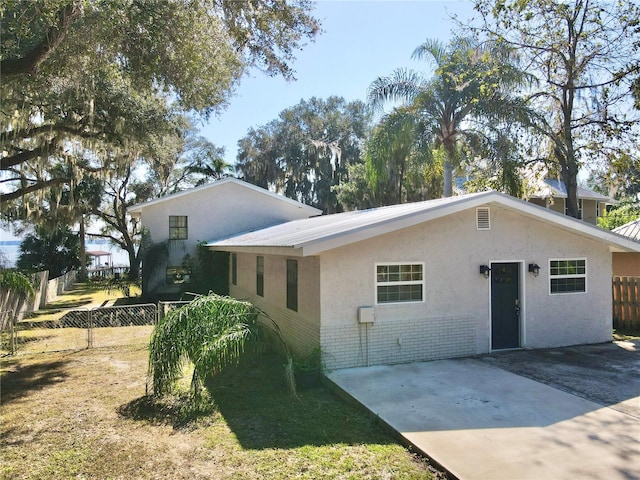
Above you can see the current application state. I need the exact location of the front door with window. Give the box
[490,262,520,350]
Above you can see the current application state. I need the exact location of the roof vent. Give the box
[476,207,490,230]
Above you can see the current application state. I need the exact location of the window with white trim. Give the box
[549,259,586,294]
[166,266,190,285]
[376,263,424,304]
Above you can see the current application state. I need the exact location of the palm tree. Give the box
[149,294,260,399]
[364,107,439,204]
[368,37,530,197]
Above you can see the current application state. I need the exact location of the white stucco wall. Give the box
[137,181,318,292]
[318,204,612,369]
[228,253,321,358]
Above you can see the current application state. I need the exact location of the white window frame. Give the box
[548,258,587,295]
[375,262,425,305]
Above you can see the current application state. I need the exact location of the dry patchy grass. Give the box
[1,346,444,479]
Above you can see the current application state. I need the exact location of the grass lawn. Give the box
[613,328,640,341]
[1,345,444,479]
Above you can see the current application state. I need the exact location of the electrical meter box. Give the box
[358,306,375,324]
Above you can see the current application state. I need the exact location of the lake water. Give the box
[0,241,130,269]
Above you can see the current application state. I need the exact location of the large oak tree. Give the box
[472,0,640,218]
[1,0,319,206]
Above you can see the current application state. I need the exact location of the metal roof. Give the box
[530,179,613,202]
[207,191,640,256]
[614,219,640,241]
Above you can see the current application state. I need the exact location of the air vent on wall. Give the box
[476,207,490,230]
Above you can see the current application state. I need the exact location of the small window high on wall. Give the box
[169,215,188,240]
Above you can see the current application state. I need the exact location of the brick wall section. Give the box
[321,315,476,370]
[229,284,320,357]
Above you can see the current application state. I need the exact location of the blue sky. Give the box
[200,0,476,165]
[0,1,475,245]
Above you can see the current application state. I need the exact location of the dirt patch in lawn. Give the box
[1,346,445,479]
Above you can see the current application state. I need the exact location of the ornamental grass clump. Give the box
[148,294,260,399]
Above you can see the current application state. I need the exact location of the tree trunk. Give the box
[562,163,581,219]
[442,140,456,198]
[78,214,87,281]
[127,249,141,280]
[443,161,453,197]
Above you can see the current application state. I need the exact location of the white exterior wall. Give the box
[139,182,317,292]
[319,205,612,369]
[229,253,321,357]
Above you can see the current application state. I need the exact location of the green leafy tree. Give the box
[472,0,640,218]
[368,37,530,198]
[598,204,640,231]
[236,96,372,213]
[333,163,378,211]
[1,0,319,205]
[16,225,80,277]
[587,152,640,203]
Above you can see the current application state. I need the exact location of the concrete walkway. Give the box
[327,358,640,480]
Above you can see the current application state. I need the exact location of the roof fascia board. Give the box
[208,245,303,257]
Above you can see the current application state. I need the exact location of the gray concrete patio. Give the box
[327,341,640,480]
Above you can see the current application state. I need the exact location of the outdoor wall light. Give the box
[479,265,491,279]
[528,263,541,277]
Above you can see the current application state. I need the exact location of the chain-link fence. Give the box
[1,301,196,355]
[89,304,157,349]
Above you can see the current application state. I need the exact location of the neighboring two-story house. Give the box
[526,178,614,225]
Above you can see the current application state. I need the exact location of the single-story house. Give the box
[526,178,614,225]
[612,219,640,276]
[207,191,640,370]
[128,178,321,294]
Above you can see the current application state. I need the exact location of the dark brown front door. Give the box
[491,262,520,350]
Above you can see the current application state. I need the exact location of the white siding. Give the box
[139,181,317,292]
[318,205,612,369]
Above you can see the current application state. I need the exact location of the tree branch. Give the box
[1,3,81,77]
[0,177,68,202]
[1,140,59,169]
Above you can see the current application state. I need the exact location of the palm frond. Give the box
[148,293,261,398]
[411,38,447,67]
[367,68,427,112]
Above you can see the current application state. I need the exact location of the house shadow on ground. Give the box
[205,355,395,450]
[119,353,395,450]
